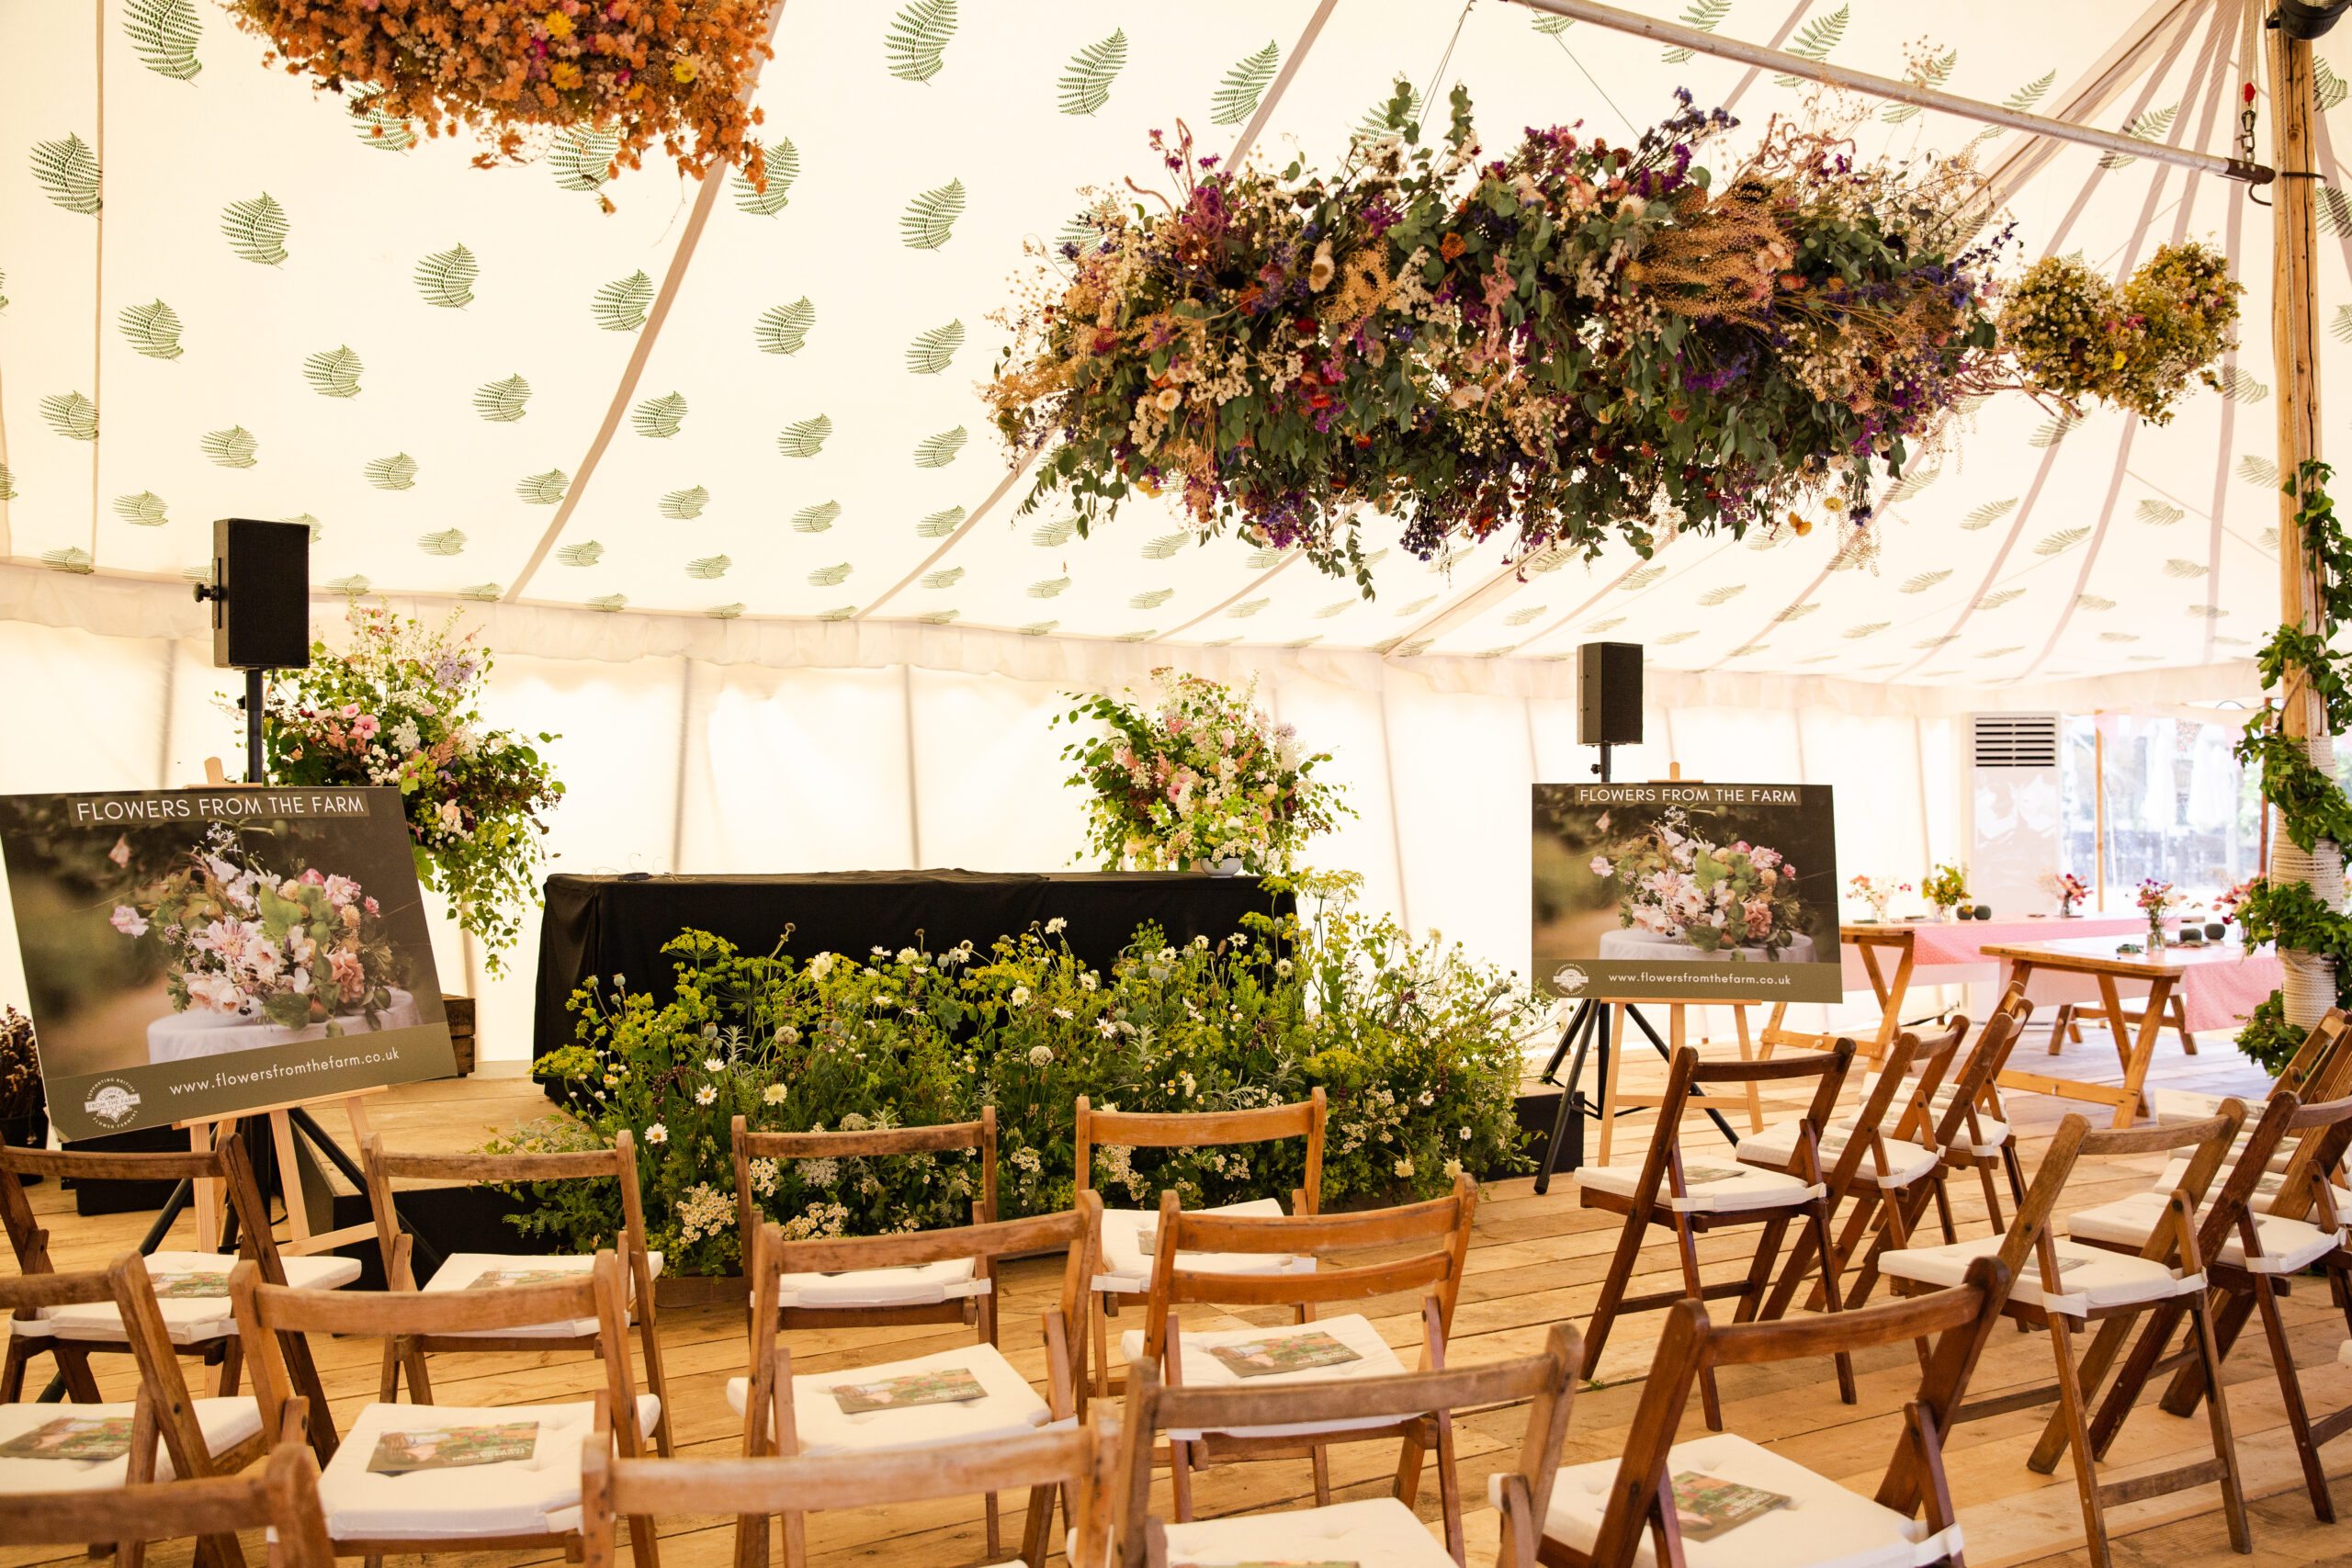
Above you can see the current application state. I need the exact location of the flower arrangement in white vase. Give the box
[1847,874,1909,924]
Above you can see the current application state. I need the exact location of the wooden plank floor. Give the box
[9,1028,2352,1568]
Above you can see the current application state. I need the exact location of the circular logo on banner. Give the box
[1551,965,1590,996]
[83,1080,142,1127]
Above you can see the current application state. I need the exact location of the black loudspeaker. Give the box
[1577,641,1643,747]
[203,517,311,671]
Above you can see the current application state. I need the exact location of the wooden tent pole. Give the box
[2270,15,2330,1026]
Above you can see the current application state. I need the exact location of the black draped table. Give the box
[533,869,1292,1059]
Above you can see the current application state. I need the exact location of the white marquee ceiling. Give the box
[0,0,2337,684]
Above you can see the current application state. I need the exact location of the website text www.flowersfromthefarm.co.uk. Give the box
[164,1048,399,1096]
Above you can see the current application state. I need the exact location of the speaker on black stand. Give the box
[195,517,311,783]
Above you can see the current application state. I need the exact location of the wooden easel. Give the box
[181,1086,386,1256]
[1592,999,1766,1166]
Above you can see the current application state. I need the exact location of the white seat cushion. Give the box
[40,1253,361,1346]
[1853,1077,2009,1156]
[1153,1497,1454,1568]
[2150,1088,2225,1124]
[1119,1312,1408,1440]
[2153,1154,2352,1218]
[1878,1234,2202,1318]
[419,1252,662,1339]
[1736,1122,1941,1190]
[2068,1190,2344,1274]
[722,1341,1048,1457]
[1092,1200,1314,1294]
[1495,1431,1958,1568]
[764,1258,987,1310]
[1579,1160,1826,1214]
[318,1398,656,1540]
[0,1397,260,1493]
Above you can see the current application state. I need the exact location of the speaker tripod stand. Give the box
[1531,998,1745,1195]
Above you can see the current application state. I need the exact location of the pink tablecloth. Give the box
[1841,919,2279,1033]
[1985,937,2285,1035]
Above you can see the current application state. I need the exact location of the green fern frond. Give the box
[1879,465,1941,506]
[905,319,964,374]
[40,392,97,441]
[1228,598,1271,619]
[1211,40,1280,126]
[475,374,531,423]
[2005,69,2054,111]
[685,555,732,580]
[2134,499,2184,525]
[659,486,709,520]
[900,178,967,250]
[917,609,959,625]
[353,104,414,151]
[1243,546,1283,569]
[922,567,965,590]
[125,0,201,80]
[2028,413,2075,447]
[1130,588,1174,609]
[1,267,8,312]
[1897,569,1951,593]
[1141,533,1189,560]
[303,345,363,399]
[586,594,628,613]
[416,528,468,556]
[1058,28,1127,115]
[1618,564,1667,590]
[2033,526,2090,556]
[756,298,815,355]
[594,270,653,332]
[414,244,477,309]
[118,299,183,360]
[201,426,257,468]
[555,541,605,567]
[518,468,570,504]
[2334,304,2352,344]
[776,415,832,457]
[912,426,967,468]
[365,452,418,491]
[1028,578,1070,599]
[706,602,745,618]
[921,506,967,538]
[1057,210,1108,254]
[2238,454,2279,488]
[1961,498,2018,530]
[1661,0,1729,65]
[1031,515,1076,547]
[114,491,167,526]
[792,501,842,534]
[221,194,288,265]
[322,575,371,596]
[1883,49,1955,122]
[1695,584,1746,606]
[2098,103,2177,169]
[1532,14,1573,32]
[41,547,94,574]
[460,582,502,601]
[631,390,688,439]
[808,562,854,587]
[552,129,621,193]
[1975,588,2026,610]
[815,605,857,622]
[2162,558,2208,579]
[2214,366,2268,402]
[281,513,322,541]
[731,137,799,215]
[2321,186,2352,235]
[0,463,15,501]
[2320,58,2347,112]
[1356,82,1422,141]
[886,0,956,83]
[1771,4,1846,85]
[31,135,100,215]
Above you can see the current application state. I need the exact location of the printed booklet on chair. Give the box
[0,1416,135,1461]
[830,1367,988,1414]
[1670,1472,1792,1540]
[1206,1331,1363,1378]
[366,1422,540,1473]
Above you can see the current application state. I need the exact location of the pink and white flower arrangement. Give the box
[1847,873,1910,922]
[1592,807,1806,955]
[1056,669,1350,874]
[115,826,404,1032]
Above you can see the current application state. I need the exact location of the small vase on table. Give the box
[2146,919,2167,956]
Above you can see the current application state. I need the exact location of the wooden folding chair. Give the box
[0,1138,341,1448]
[0,1251,286,1568]
[1843,1005,2033,1307]
[1131,1172,1479,1550]
[2151,1007,2350,1124]
[1517,1265,2007,1568]
[729,1111,999,1344]
[1577,1041,1858,1428]
[0,1444,333,1568]
[229,1249,659,1566]
[1073,1092,1326,1401]
[1743,1017,1965,1322]
[587,1416,1117,1568]
[732,1195,1100,1568]
[1116,1322,1581,1568]
[1878,1110,2252,1568]
[362,1131,674,1453]
[2085,1082,2352,1523]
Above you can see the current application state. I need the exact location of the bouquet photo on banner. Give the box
[0,787,457,1140]
[1532,783,1841,1003]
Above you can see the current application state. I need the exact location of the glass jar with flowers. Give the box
[1848,874,1909,924]
[259,602,564,975]
[2136,877,2184,954]
[1054,669,1350,874]
[1921,863,1971,922]
[2040,869,2090,919]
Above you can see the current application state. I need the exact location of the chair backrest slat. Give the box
[0,1444,333,1567]
[1075,1091,1326,1215]
[731,1111,999,1259]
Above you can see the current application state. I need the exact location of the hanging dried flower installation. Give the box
[988,84,2241,587]
[226,0,778,208]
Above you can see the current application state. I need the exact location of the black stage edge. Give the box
[535,870,1294,1066]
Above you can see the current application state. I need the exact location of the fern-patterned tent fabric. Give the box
[0,0,2333,680]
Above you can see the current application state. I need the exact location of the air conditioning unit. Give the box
[1968,712,2062,916]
